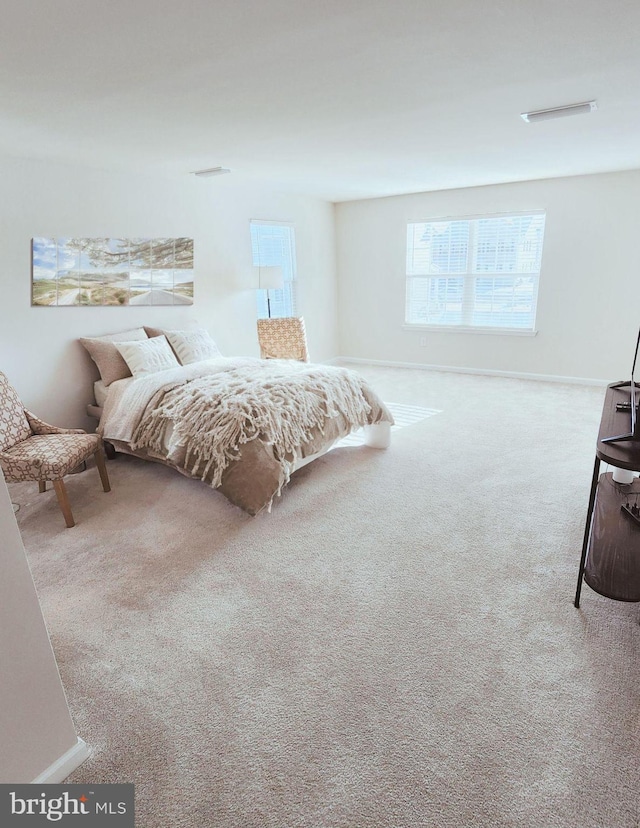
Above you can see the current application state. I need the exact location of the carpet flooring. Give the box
[10,364,640,828]
[334,401,441,447]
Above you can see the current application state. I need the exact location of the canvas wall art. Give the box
[31,237,194,306]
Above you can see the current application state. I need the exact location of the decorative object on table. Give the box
[31,237,194,306]
[0,371,111,527]
[621,493,640,526]
[257,316,310,362]
[256,265,284,318]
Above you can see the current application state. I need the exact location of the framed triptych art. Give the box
[31,237,194,306]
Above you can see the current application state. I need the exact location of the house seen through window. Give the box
[250,220,297,318]
[405,212,546,332]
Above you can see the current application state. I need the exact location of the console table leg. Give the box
[574,455,601,608]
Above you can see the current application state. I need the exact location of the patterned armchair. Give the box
[257,317,310,362]
[0,372,111,528]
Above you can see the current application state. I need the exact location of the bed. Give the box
[81,327,393,515]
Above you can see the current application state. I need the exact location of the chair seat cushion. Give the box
[1,433,100,482]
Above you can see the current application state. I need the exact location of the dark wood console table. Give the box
[574,383,640,607]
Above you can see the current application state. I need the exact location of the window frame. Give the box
[404,210,546,336]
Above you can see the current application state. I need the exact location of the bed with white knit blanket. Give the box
[98,357,393,514]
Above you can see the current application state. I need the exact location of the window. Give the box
[250,220,297,318]
[405,212,546,332]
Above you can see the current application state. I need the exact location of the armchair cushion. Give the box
[0,433,100,483]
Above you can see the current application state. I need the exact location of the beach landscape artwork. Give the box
[31,237,194,306]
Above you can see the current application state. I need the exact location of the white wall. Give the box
[0,468,85,783]
[336,170,640,382]
[0,155,338,428]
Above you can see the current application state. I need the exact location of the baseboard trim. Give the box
[334,356,609,387]
[32,738,90,784]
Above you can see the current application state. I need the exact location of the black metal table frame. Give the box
[574,455,602,608]
[574,382,640,608]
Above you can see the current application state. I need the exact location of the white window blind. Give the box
[250,220,297,318]
[406,212,546,331]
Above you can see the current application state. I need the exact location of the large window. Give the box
[250,220,297,318]
[405,212,546,332]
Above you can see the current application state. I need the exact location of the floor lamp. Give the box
[258,266,284,318]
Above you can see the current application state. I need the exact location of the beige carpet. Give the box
[10,364,640,828]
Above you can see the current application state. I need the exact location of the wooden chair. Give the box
[257,317,310,362]
[0,372,111,527]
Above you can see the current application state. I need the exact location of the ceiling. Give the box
[2,0,640,202]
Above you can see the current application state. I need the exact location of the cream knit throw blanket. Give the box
[130,362,383,489]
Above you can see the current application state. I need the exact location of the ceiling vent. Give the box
[521,101,597,123]
[192,166,231,177]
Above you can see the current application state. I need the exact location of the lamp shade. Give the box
[258,266,284,291]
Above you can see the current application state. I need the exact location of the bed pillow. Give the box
[164,329,222,365]
[115,335,180,377]
[144,327,221,365]
[143,326,167,339]
[79,328,149,386]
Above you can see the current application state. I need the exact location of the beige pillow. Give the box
[144,326,221,364]
[79,328,149,386]
[164,329,222,365]
[115,335,180,377]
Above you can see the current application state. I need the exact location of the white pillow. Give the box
[79,327,149,386]
[115,335,180,377]
[163,329,222,365]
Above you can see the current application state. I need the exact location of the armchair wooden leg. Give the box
[94,445,111,493]
[39,480,47,493]
[52,479,75,528]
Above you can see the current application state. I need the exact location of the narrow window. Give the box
[250,220,297,318]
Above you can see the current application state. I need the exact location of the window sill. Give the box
[402,324,538,337]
